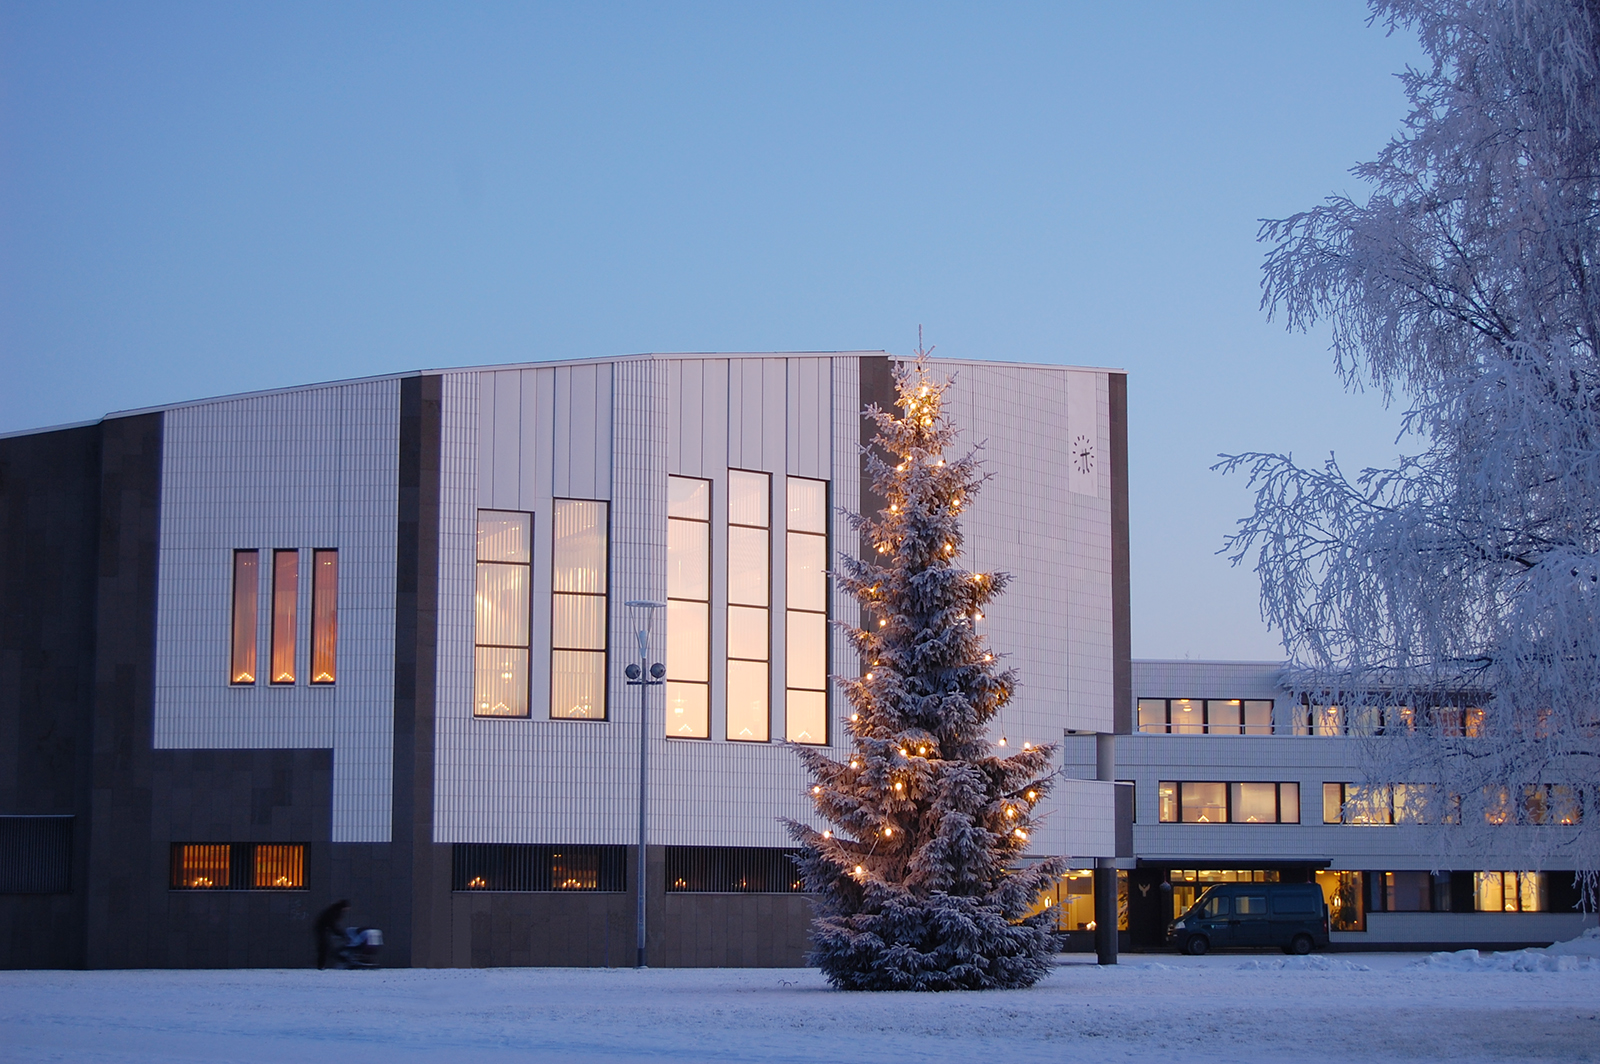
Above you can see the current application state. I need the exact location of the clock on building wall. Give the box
[1072,434,1096,477]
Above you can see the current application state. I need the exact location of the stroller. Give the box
[337,926,384,969]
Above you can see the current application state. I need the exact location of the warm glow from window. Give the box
[1161,781,1298,824]
[310,550,338,684]
[475,510,532,717]
[727,471,770,741]
[270,550,298,684]
[230,551,259,684]
[551,501,608,719]
[1476,871,1545,912]
[785,476,829,744]
[253,844,304,889]
[173,844,231,889]
[667,476,711,738]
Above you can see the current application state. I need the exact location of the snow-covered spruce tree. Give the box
[1218,0,1600,883]
[783,355,1064,991]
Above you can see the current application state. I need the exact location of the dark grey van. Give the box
[1167,883,1330,955]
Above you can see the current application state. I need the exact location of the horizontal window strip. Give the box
[452,844,626,892]
[665,846,804,893]
[168,843,307,890]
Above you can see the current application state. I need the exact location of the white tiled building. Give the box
[0,352,1130,969]
[1063,661,1597,951]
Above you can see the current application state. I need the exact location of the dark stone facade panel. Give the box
[0,424,103,969]
[1108,372,1132,736]
[441,846,812,968]
[660,893,812,968]
[84,413,164,970]
[392,374,444,967]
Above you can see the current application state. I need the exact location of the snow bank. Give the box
[1237,955,1371,972]
[1412,927,1600,972]
[2,961,1597,1064]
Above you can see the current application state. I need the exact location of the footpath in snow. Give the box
[1,935,1598,1063]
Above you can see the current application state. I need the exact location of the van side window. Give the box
[1273,893,1319,914]
[1202,894,1230,917]
[1237,895,1268,914]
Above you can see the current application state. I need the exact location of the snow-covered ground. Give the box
[3,948,1597,1063]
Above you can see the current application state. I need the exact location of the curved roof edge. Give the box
[4,350,1127,439]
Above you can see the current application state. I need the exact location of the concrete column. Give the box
[1094,733,1118,965]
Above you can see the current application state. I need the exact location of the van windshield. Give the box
[1187,888,1229,919]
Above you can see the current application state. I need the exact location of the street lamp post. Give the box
[623,600,665,969]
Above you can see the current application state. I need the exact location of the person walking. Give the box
[314,899,350,970]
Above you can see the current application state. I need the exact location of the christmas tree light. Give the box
[784,345,1065,991]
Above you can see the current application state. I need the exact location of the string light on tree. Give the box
[784,338,1065,992]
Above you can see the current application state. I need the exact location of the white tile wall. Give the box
[147,353,1123,861]
[1122,660,1582,870]
[151,378,401,843]
[929,360,1116,857]
[433,355,851,848]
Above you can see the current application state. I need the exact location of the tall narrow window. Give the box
[310,549,338,684]
[726,471,770,741]
[230,550,259,684]
[270,550,299,684]
[475,510,532,717]
[552,500,608,720]
[666,477,711,738]
[786,476,829,744]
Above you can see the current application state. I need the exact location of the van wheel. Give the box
[1289,934,1313,956]
[1185,936,1209,956]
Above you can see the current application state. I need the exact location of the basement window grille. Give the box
[169,843,307,890]
[0,816,73,894]
[665,846,805,893]
[451,844,627,892]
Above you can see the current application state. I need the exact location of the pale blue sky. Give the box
[0,1,1424,660]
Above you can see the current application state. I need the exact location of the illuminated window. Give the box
[666,477,711,738]
[551,500,608,720]
[1038,869,1097,931]
[230,550,259,684]
[1315,870,1366,931]
[269,550,299,684]
[170,843,307,890]
[664,847,806,893]
[1476,871,1546,912]
[172,844,231,889]
[1326,782,1457,825]
[1171,699,1203,734]
[450,844,626,892]
[310,550,338,684]
[1168,869,1279,922]
[726,471,770,742]
[785,476,829,744]
[1323,782,1393,825]
[475,510,532,717]
[1436,706,1487,737]
[1180,782,1225,823]
[1207,699,1242,734]
[1158,781,1299,823]
[253,844,305,889]
[1135,698,1275,734]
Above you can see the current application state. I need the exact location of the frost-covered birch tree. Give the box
[784,353,1063,991]
[1218,0,1600,880]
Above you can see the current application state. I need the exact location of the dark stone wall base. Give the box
[441,846,814,969]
